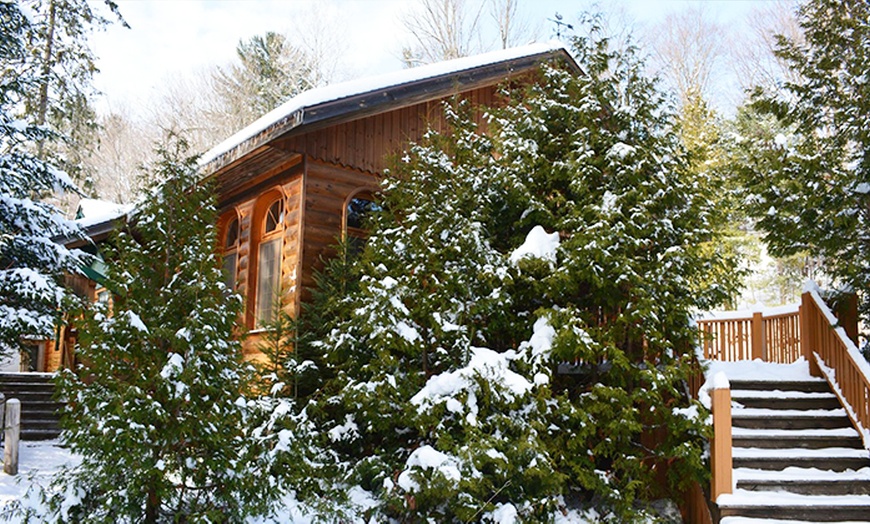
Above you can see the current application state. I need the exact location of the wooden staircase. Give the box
[716,378,870,522]
[0,373,63,441]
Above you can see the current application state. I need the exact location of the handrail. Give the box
[802,290,870,447]
[697,305,801,363]
[693,284,868,517]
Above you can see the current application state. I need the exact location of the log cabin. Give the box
[37,42,580,371]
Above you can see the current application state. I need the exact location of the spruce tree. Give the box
[488,22,732,518]
[40,136,276,523]
[296,21,734,524]
[0,0,84,358]
[735,0,870,317]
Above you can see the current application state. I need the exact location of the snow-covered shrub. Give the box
[279,18,733,523]
[38,136,279,523]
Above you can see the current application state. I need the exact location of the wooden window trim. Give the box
[248,189,285,329]
[343,189,378,241]
[219,210,241,292]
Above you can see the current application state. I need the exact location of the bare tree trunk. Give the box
[35,0,57,158]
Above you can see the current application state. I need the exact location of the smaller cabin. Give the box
[47,43,580,370]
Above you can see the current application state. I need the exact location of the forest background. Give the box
[61,0,811,308]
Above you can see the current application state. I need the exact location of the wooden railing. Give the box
[802,290,870,447]
[697,306,801,363]
[695,286,868,509]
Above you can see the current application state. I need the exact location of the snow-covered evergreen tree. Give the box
[734,0,870,317]
[37,136,277,523]
[297,103,564,521]
[295,19,735,523]
[0,0,83,358]
[490,23,732,518]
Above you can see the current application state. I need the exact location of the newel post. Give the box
[751,311,765,361]
[4,399,20,475]
[834,292,859,347]
[710,373,732,500]
[800,291,822,377]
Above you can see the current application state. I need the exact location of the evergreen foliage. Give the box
[214,32,319,122]
[256,289,324,400]
[291,17,737,522]
[0,0,83,357]
[256,291,298,397]
[733,0,870,316]
[16,0,126,189]
[35,136,276,523]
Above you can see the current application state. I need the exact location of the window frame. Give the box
[219,210,241,293]
[250,191,286,329]
[343,189,380,246]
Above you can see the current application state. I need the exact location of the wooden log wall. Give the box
[220,174,304,359]
[278,85,499,174]
[300,159,378,294]
[198,83,516,358]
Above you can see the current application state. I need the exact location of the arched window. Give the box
[344,191,381,256]
[221,215,240,292]
[256,197,284,327]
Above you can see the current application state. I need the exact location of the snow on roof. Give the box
[75,198,132,228]
[198,41,571,168]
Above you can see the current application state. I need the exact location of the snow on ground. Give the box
[0,442,607,523]
[0,440,76,506]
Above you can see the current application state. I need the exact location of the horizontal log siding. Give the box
[300,160,378,293]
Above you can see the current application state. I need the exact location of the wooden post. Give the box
[800,292,822,377]
[751,312,765,361]
[834,292,859,347]
[4,399,20,475]
[711,379,732,500]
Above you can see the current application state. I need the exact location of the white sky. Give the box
[89,0,771,115]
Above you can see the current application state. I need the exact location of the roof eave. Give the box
[200,47,579,177]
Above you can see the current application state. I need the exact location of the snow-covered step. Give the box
[732,447,870,472]
[732,408,852,430]
[729,378,830,393]
[732,427,864,450]
[717,489,870,521]
[721,517,870,524]
[732,389,842,411]
[735,466,870,495]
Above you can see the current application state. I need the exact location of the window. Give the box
[221,215,240,292]
[345,193,381,256]
[256,198,284,326]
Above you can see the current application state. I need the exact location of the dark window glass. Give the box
[346,198,381,229]
[265,200,284,234]
[256,239,281,326]
[225,218,239,249]
[222,253,237,291]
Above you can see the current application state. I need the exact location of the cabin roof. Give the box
[71,43,579,243]
[198,42,578,175]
